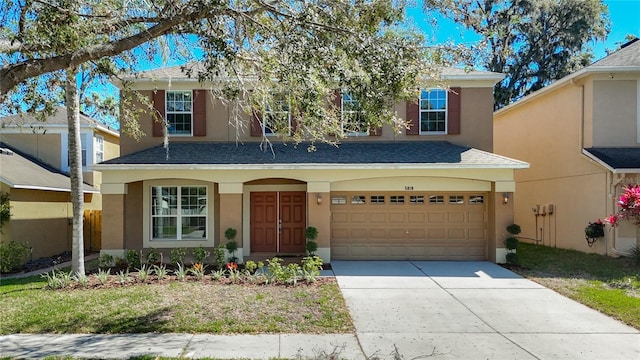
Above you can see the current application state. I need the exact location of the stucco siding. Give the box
[5,189,72,259]
[592,79,638,146]
[0,133,62,169]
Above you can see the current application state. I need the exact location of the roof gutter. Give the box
[581,149,640,174]
[92,162,530,171]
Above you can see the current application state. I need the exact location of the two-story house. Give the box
[494,38,640,256]
[0,108,120,258]
[95,67,528,263]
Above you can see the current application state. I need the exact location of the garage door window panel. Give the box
[410,195,425,204]
[351,195,366,204]
[469,195,485,204]
[449,195,464,204]
[371,195,385,204]
[429,195,444,204]
[390,195,405,204]
[332,196,347,205]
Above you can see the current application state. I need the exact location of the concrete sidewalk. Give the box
[0,333,363,359]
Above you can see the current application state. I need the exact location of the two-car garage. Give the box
[330,191,488,260]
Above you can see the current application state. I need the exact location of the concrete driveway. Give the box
[332,261,640,360]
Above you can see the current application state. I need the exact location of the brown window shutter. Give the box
[290,113,298,135]
[152,90,165,137]
[250,110,263,136]
[192,90,206,136]
[405,98,420,135]
[448,87,461,135]
[369,124,382,136]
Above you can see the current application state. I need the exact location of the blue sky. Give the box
[407,0,640,62]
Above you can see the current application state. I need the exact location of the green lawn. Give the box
[0,275,353,334]
[512,242,640,329]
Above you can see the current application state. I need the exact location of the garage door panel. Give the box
[447,212,465,223]
[428,212,446,223]
[447,228,466,240]
[427,228,446,238]
[407,213,426,223]
[331,191,488,260]
[332,212,349,223]
[388,213,406,223]
[469,228,486,240]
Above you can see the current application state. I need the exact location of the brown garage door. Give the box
[330,192,488,260]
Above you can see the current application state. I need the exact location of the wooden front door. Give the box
[250,191,306,253]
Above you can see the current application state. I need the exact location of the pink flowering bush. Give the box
[606,184,640,227]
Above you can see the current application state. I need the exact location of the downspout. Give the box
[609,172,626,256]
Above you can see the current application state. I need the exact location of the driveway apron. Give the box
[332,260,640,360]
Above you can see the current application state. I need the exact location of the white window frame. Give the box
[341,92,368,136]
[263,95,291,136]
[419,88,447,135]
[62,131,91,172]
[166,90,193,136]
[150,185,208,241]
[94,135,104,163]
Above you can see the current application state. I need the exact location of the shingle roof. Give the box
[589,38,640,68]
[583,147,640,170]
[131,64,503,82]
[98,141,527,169]
[0,143,99,193]
[0,107,118,135]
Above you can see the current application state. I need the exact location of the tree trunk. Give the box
[66,67,85,275]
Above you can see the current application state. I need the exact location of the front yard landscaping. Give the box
[0,263,353,334]
[511,242,640,330]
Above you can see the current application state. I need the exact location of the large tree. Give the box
[1,0,452,273]
[424,0,610,109]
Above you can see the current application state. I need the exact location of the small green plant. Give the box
[305,226,319,256]
[188,263,207,280]
[0,240,30,273]
[174,263,187,281]
[505,237,518,251]
[42,270,73,289]
[244,260,258,274]
[266,257,284,284]
[136,264,150,282]
[0,192,11,230]
[126,249,141,270]
[213,244,226,268]
[192,245,210,264]
[98,253,114,268]
[95,268,111,285]
[506,223,522,235]
[506,252,519,265]
[211,268,226,281]
[225,240,238,263]
[170,247,187,265]
[286,263,302,286]
[116,269,132,284]
[301,256,323,282]
[224,227,238,241]
[72,271,89,287]
[153,264,168,280]
[145,248,161,265]
[228,268,242,283]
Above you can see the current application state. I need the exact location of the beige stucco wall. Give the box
[0,133,62,169]
[494,77,626,255]
[3,188,72,259]
[592,79,639,147]
[119,87,496,156]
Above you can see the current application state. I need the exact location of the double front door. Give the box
[250,191,306,253]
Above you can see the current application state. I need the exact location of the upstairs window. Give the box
[166,91,192,135]
[420,89,447,134]
[263,95,291,136]
[341,92,367,136]
[95,135,104,163]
